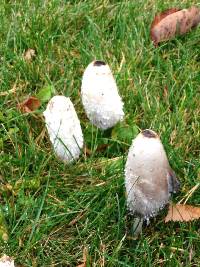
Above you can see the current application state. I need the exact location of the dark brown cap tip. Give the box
[93,60,106,66]
[142,129,157,138]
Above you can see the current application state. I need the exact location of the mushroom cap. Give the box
[125,129,179,219]
[81,60,124,130]
[43,96,83,162]
[0,255,15,267]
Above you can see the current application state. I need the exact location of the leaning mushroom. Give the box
[124,129,180,234]
[43,96,83,163]
[81,60,124,130]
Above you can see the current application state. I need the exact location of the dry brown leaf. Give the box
[18,96,41,113]
[150,6,200,45]
[24,48,36,61]
[165,203,200,222]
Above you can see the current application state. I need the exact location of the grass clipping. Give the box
[150,6,200,45]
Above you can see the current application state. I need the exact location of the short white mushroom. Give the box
[124,129,180,234]
[43,96,83,163]
[81,60,124,130]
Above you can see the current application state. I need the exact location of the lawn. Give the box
[0,0,200,266]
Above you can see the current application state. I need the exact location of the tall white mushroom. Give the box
[124,129,180,234]
[81,60,124,130]
[43,96,83,163]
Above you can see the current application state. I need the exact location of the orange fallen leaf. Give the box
[18,96,41,113]
[150,6,200,46]
[165,203,200,222]
[24,48,36,61]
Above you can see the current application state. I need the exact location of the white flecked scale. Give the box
[43,96,83,163]
[81,60,124,130]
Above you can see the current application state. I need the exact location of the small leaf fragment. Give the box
[165,203,200,222]
[77,247,87,267]
[24,48,36,61]
[18,96,41,113]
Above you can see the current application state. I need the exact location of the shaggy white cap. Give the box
[125,129,180,220]
[0,255,15,267]
[81,60,124,130]
[43,96,83,163]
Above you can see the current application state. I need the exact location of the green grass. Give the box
[0,0,200,266]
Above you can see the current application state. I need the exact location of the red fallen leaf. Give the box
[150,8,180,46]
[150,6,200,46]
[18,96,41,113]
[165,203,200,222]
